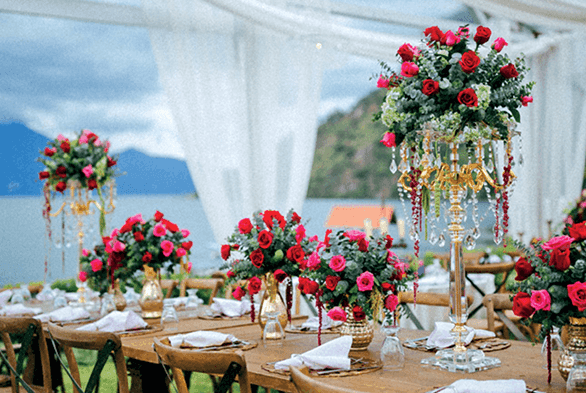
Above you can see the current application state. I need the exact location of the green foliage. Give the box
[50,278,78,293]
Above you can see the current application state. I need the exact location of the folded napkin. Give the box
[210,298,251,317]
[445,379,526,393]
[35,306,91,323]
[0,290,12,306]
[36,288,57,302]
[301,315,342,330]
[76,310,147,332]
[0,303,42,316]
[172,296,204,308]
[168,330,237,348]
[427,322,495,349]
[274,335,352,371]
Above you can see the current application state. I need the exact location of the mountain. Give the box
[0,123,195,196]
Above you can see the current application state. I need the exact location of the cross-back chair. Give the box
[398,291,474,330]
[289,366,360,393]
[179,278,224,304]
[482,293,533,342]
[160,279,180,299]
[47,322,129,393]
[0,317,52,393]
[153,337,251,393]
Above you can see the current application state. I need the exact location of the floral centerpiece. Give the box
[300,230,413,346]
[222,209,316,324]
[79,211,193,292]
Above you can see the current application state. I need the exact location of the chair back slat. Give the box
[289,366,360,393]
[179,278,224,303]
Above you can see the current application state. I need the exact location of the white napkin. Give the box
[35,306,91,323]
[210,298,251,317]
[427,322,495,349]
[76,310,147,332]
[445,379,526,393]
[36,288,57,301]
[168,331,237,348]
[301,316,342,330]
[172,296,204,308]
[487,255,502,264]
[0,290,13,306]
[274,335,352,371]
[0,304,42,316]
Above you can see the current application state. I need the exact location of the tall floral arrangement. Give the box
[222,209,317,322]
[81,211,193,290]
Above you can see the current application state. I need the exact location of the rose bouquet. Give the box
[80,211,193,290]
[79,244,110,294]
[300,229,413,342]
[222,209,317,322]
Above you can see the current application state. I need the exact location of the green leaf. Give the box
[550,301,565,314]
[510,107,520,123]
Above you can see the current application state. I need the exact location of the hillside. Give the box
[307,88,400,199]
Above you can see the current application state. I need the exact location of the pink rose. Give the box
[357,271,375,292]
[377,75,390,89]
[400,62,419,78]
[306,252,321,270]
[129,213,144,225]
[387,250,399,263]
[82,164,94,178]
[78,271,88,282]
[521,96,533,107]
[93,138,102,147]
[161,240,174,257]
[110,228,119,238]
[345,230,366,241]
[440,30,460,46]
[329,255,346,272]
[492,37,508,52]
[380,132,396,148]
[542,235,574,251]
[457,26,470,39]
[232,286,246,301]
[176,248,187,258]
[327,307,347,322]
[153,223,167,237]
[79,133,89,144]
[186,261,192,273]
[568,282,586,311]
[385,294,399,312]
[113,241,125,253]
[530,290,551,311]
[82,249,90,257]
[181,229,190,238]
[90,258,103,272]
[56,134,67,142]
[104,141,111,153]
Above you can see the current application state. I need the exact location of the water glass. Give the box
[263,311,285,347]
[185,289,201,317]
[53,295,68,309]
[100,294,115,316]
[10,289,25,305]
[567,351,586,392]
[380,321,404,371]
[541,326,563,369]
[161,299,179,332]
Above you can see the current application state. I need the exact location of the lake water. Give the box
[0,195,495,287]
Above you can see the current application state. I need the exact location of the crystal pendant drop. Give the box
[465,234,476,250]
[429,228,438,245]
[398,159,408,172]
[409,227,419,242]
[486,158,494,173]
[435,155,442,168]
[389,159,397,174]
[413,152,421,167]
[472,226,481,239]
[438,233,446,247]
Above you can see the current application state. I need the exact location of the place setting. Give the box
[285,315,343,335]
[162,330,257,352]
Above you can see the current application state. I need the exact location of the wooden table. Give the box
[121,321,566,392]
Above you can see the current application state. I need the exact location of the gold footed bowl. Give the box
[559,317,586,380]
[339,307,374,351]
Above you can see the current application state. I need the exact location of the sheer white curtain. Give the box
[142,0,327,244]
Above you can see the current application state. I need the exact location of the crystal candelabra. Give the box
[393,130,517,372]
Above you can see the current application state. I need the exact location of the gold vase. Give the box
[258,272,288,332]
[339,306,374,351]
[139,265,163,318]
[111,279,127,312]
[559,317,586,380]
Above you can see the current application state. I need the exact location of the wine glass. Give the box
[263,311,285,347]
[185,289,201,317]
[380,319,404,371]
[541,327,563,369]
[161,299,179,332]
[100,294,115,316]
[567,351,586,392]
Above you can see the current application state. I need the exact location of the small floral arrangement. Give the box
[375,25,534,147]
[38,129,117,193]
[563,189,586,226]
[300,230,413,341]
[80,211,193,290]
[222,209,316,322]
[79,244,110,294]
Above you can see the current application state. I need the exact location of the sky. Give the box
[0,0,472,160]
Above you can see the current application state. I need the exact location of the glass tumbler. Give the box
[100,293,115,316]
[185,289,200,317]
[380,321,404,371]
[263,311,285,347]
[161,299,179,332]
[567,351,586,393]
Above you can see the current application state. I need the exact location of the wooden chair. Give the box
[0,317,52,393]
[289,366,359,393]
[179,278,224,304]
[153,337,252,393]
[47,323,129,393]
[480,294,533,342]
[160,279,179,299]
[398,291,474,330]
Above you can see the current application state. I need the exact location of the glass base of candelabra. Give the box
[421,348,501,373]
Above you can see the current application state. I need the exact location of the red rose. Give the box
[421,79,439,96]
[60,140,70,153]
[424,26,443,42]
[397,43,415,62]
[514,257,534,281]
[324,229,332,247]
[56,166,67,179]
[301,279,319,295]
[459,51,481,74]
[238,218,253,234]
[232,286,246,301]
[352,305,366,321]
[291,212,302,224]
[102,236,111,245]
[55,181,66,193]
[226,270,235,278]
[44,147,56,157]
[107,156,117,168]
[119,222,133,234]
[286,245,305,263]
[87,179,97,190]
[358,238,369,252]
[274,269,288,283]
[500,63,519,79]
[250,249,264,268]
[181,241,193,250]
[221,244,231,260]
[512,292,535,318]
[262,210,286,230]
[569,222,586,242]
[257,230,274,249]
[247,277,262,295]
[142,252,152,263]
[474,26,492,45]
[162,219,179,233]
[381,282,395,293]
[39,171,50,180]
[550,247,571,271]
[134,231,144,242]
[457,88,478,107]
[325,275,341,291]
[154,211,164,222]
[385,235,393,249]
